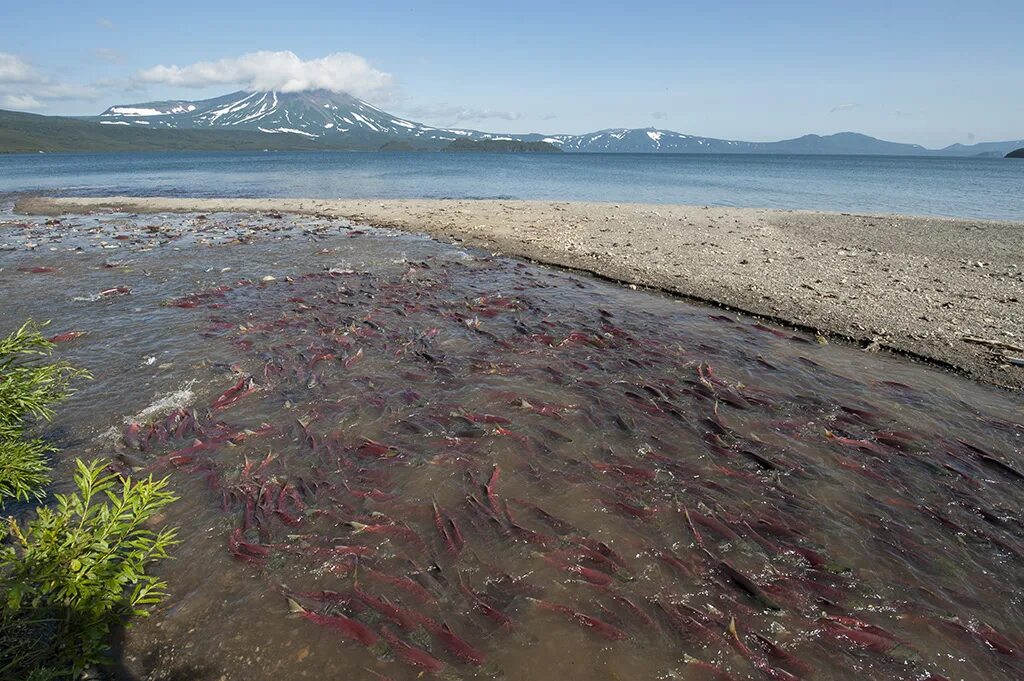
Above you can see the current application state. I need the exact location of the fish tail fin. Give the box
[286,597,306,616]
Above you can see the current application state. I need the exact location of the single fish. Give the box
[460,412,513,425]
[432,500,464,556]
[457,573,514,629]
[727,619,802,681]
[688,508,741,542]
[362,565,435,604]
[228,528,270,563]
[612,594,657,629]
[824,430,887,455]
[753,633,814,677]
[48,330,87,343]
[354,586,420,631]
[683,655,742,681]
[719,561,783,611]
[347,521,426,552]
[210,376,258,411]
[511,498,578,534]
[380,626,445,673]
[484,464,505,520]
[819,618,898,654]
[288,598,378,647]
[538,551,614,587]
[591,461,657,482]
[529,598,627,640]
[429,622,486,666]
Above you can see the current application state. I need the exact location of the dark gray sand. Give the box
[16,196,1024,389]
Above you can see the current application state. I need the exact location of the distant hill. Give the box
[444,138,561,153]
[943,140,1024,156]
[378,141,421,152]
[535,129,934,155]
[757,132,928,155]
[1,89,1021,156]
[1007,148,1024,158]
[0,109,362,153]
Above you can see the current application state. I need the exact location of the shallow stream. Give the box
[1,211,1021,680]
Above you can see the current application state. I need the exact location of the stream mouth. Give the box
[1,211,1021,681]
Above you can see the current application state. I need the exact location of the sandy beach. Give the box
[16,195,1024,389]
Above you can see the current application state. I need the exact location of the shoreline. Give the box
[14,195,1024,389]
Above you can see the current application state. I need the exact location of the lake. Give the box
[1,151,1022,221]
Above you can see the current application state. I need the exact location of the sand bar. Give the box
[15,196,1024,389]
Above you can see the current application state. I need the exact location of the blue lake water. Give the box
[1,151,1022,221]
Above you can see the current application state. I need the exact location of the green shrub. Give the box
[0,321,178,679]
[0,461,178,679]
[0,438,51,504]
[0,321,89,503]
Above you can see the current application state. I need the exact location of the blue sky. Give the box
[1,1,1021,147]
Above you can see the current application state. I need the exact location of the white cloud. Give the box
[135,51,393,98]
[830,103,860,113]
[0,53,37,82]
[400,103,521,123]
[0,52,99,111]
[1,93,42,109]
[97,18,115,30]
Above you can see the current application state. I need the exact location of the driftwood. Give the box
[962,336,1024,353]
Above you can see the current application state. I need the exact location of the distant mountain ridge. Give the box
[89,89,1024,156]
[1,89,1020,155]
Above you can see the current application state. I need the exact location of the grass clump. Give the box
[0,320,178,680]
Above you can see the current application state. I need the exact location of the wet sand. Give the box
[16,196,1024,389]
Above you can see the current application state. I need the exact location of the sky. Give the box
[1,0,1021,148]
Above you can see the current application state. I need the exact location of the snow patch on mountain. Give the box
[106,107,167,117]
[258,126,320,138]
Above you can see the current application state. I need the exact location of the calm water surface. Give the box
[1,211,1021,681]
[1,151,1023,220]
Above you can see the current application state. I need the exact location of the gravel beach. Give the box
[15,196,1024,389]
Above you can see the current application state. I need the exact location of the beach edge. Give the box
[14,196,1024,389]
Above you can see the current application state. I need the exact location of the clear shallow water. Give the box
[1,212,1021,681]
[1,151,1023,221]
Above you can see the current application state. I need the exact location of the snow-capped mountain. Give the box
[92,90,1024,156]
[96,92,756,151]
[98,90,503,147]
[538,128,749,153]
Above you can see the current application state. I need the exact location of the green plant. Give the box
[0,439,51,505]
[0,460,178,680]
[0,320,177,679]
[0,321,89,502]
